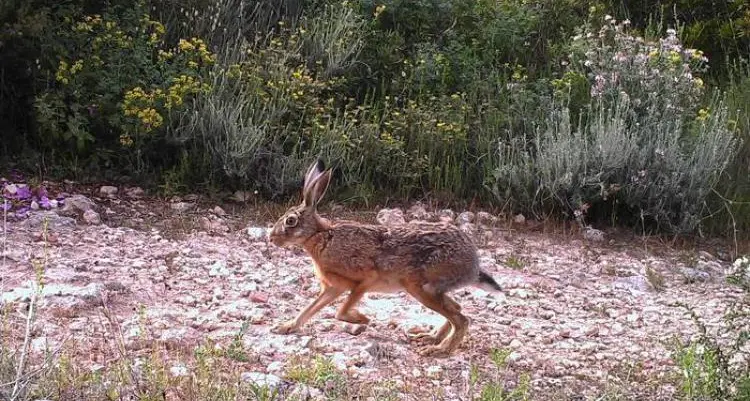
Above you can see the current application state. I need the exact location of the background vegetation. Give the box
[1,0,749,236]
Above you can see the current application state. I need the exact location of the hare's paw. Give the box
[407,325,433,339]
[418,344,453,358]
[335,310,370,325]
[271,320,300,335]
[408,323,450,344]
[409,331,440,344]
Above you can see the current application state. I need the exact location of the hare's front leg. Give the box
[272,286,344,334]
[335,282,373,325]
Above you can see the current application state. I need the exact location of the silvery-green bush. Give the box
[490,17,741,233]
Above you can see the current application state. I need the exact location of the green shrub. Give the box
[32,1,215,173]
[671,255,750,401]
[706,61,750,237]
[170,1,365,197]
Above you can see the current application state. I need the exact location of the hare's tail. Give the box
[475,270,502,292]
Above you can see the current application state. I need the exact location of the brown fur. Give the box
[268,160,501,357]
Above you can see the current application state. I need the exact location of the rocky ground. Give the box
[0,184,745,400]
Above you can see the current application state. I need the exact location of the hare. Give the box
[268,159,502,356]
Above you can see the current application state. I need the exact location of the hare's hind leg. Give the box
[410,294,461,344]
[403,282,469,357]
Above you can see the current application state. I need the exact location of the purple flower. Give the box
[15,186,32,200]
[39,195,51,209]
[0,201,11,211]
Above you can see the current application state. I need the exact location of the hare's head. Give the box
[269,159,332,247]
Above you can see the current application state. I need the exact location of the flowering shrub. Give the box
[306,92,471,198]
[169,8,363,196]
[33,1,214,156]
[565,16,708,122]
[490,17,740,233]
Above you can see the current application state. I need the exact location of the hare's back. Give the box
[321,221,478,292]
[323,221,476,267]
[373,223,477,274]
[377,224,480,292]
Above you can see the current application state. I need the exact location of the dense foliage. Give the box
[1,0,749,235]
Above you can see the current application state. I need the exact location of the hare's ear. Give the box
[302,159,325,204]
[305,169,332,208]
[303,159,324,188]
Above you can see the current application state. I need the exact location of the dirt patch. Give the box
[0,191,743,400]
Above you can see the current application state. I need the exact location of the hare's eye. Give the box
[285,215,298,227]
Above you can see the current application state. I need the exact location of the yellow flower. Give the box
[152,21,165,35]
[70,60,84,74]
[696,108,710,122]
[74,22,92,32]
[178,39,195,51]
[158,50,174,61]
[119,134,134,147]
[668,50,681,65]
[374,4,386,18]
[56,60,70,84]
[188,61,198,69]
[227,64,242,79]
[137,107,163,131]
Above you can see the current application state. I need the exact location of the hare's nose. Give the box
[267,227,282,244]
